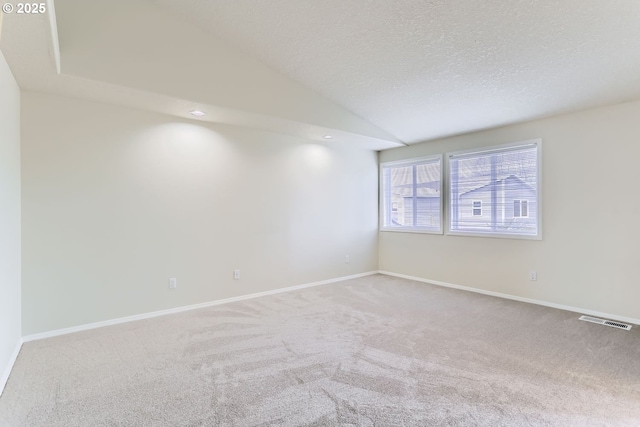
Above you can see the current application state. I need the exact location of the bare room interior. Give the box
[1,1,640,425]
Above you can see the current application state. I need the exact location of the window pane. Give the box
[381,157,442,232]
[383,165,412,227]
[414,162,441,228]
[449,143,539,237]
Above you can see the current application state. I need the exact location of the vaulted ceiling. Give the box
[2,0,640,150]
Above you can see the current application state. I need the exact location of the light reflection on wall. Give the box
[296,143,332,173]
[124,122,238,198]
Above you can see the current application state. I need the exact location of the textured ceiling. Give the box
[154,0,640,144]
[2,0,640,148]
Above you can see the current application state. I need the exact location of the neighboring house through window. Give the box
[514,199,529,218]
[472,200,482,216]
[447,139,541,239]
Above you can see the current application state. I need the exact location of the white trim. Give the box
[379,154,442,168]
[0,338,23,396]
[22,271,378,342]
[446,230,542,240]
[378,270,640,326]
[446,139,540,159]
[379,228,444,235]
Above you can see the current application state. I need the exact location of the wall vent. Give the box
[579,315,631,331]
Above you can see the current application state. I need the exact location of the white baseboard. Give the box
[379,270,640,326]
[22,271,378,343]
[0,338,23,396]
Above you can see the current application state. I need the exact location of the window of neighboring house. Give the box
[513,199,529,218]
[380,155,443,233]
[447,139,541,239]
[472,200,482,216]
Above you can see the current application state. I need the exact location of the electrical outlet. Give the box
[345,255,349,264]
[169,277,177,289]
[529,271,537,281]
[233,270,240,280]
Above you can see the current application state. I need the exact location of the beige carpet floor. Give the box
[1,274,640,426]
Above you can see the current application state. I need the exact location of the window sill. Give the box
[380,227,443,235]
[446,230,542,240]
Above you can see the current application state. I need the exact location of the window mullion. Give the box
[451,160,458,230]
[490,155,497,232]
[412,164,418,228]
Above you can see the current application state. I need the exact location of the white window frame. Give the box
[379,155,443,234]
[472,200,482,216]
[445,139,542,240]
[513,199,529,218]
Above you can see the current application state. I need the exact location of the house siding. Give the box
[457,176,536,233]
[403,196,440,228]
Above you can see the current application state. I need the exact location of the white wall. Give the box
[379,99,640,321]
[21,92,379,335]
[0,51,21,391]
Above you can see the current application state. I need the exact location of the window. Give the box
[448,140,541,239]
[380,155,442,233]
[513,199,528,218]
[472,200,482,216]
